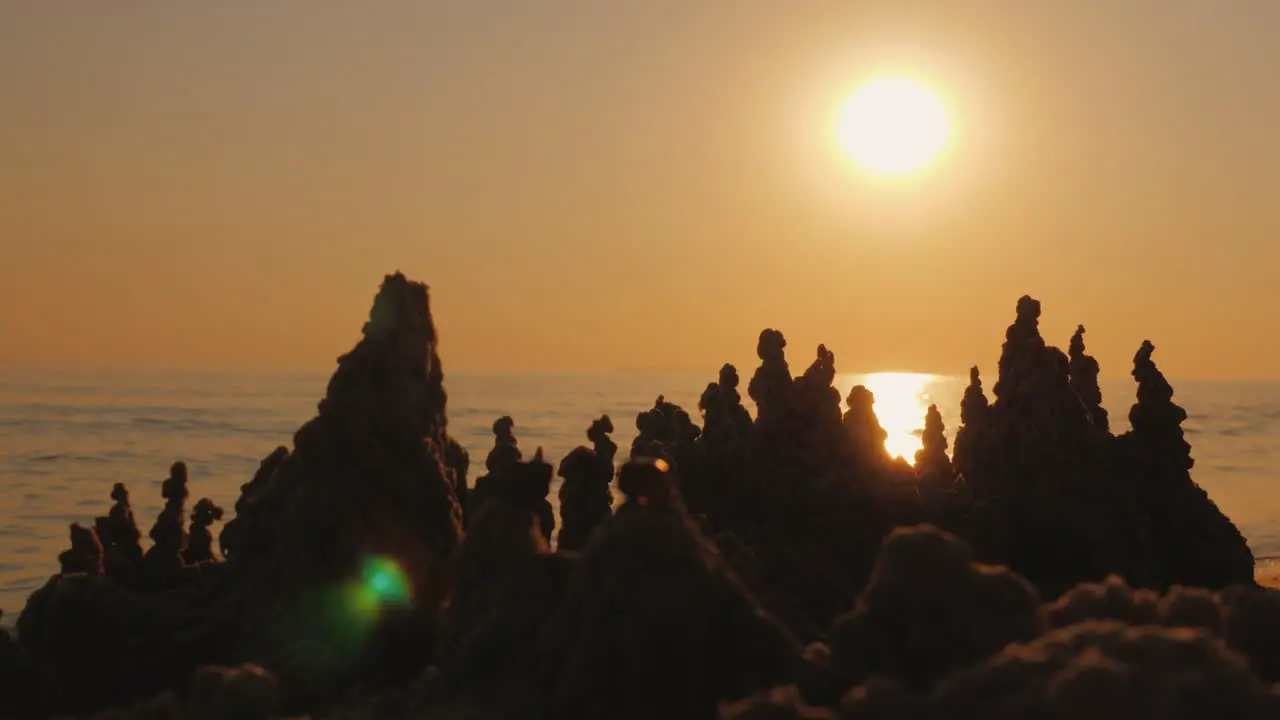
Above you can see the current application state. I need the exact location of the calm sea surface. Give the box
[1,370,1278,624]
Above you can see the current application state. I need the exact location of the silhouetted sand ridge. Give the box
[0,275,1274,719]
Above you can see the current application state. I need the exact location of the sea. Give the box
[1,369,1279,626]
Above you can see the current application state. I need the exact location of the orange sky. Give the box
[2,2,1277,379]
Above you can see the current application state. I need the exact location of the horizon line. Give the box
[0,362,1275,385]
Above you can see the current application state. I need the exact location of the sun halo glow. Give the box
[834,77,951,177]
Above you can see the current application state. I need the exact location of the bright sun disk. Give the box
[835,76,950,176]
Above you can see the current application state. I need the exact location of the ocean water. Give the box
[1,369,1278,624]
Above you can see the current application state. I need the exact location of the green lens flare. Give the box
[270,554,414,683]
[360,555,411,606]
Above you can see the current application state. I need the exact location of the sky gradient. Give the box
[2,2,1278,379]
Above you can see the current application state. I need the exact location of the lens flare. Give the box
[268,554,414,684]
[359,555,411,607]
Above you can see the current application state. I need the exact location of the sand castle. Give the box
[0,273,1275,719]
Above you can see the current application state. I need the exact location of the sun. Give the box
[834,76,951,176]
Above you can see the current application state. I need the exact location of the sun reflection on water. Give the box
[836,372,938,461]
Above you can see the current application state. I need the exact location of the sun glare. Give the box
[834,76,951,176]
[837,372,938,460]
